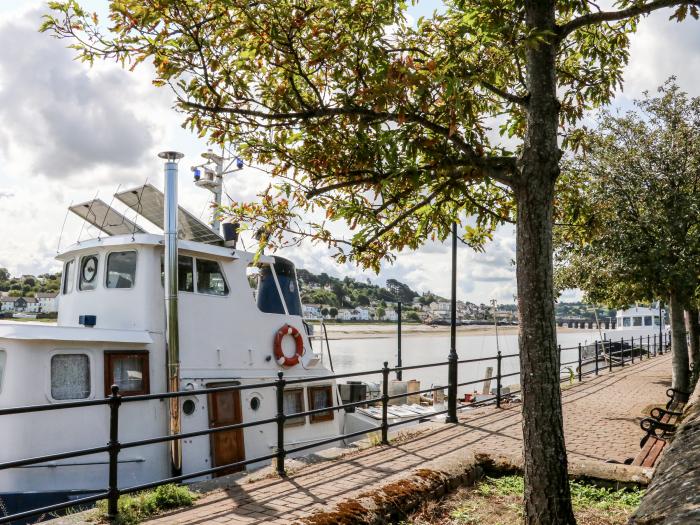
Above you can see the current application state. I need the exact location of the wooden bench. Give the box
[631,388,689,468]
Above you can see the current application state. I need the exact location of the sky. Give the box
[0,2,699,304]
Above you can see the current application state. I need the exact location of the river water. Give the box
[322,329,605,397]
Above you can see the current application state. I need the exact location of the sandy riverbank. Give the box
[315,322,590,340]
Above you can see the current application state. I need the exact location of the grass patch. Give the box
[401,475,644,525]
[95,484,197,525]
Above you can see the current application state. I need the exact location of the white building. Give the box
[382,309,398,322]
[337,308,370,321]
[36,292,59,313]
[0,297,40,313]
[0,297,14,312]
[302,304,322,319]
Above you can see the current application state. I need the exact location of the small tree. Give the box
[376,306,386,320]
[406,311,421,322]
[321,307,329,317]
[329,307,338,319]
[556,80,700,392]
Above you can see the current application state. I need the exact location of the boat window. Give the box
[256,264,285,314]
[644,316,653,326]
[160,255,195,292]
[246,265,260,301]
[62,259,75,294]
[283,388,305,426]
[0,350,6,394]
[256,258,303,316]
[51,354,90,400]
[106,251,137,289]
[633,316,643,327]
[654,316,661,326]
[308,385,334,423]
[196,259,229,296]
[79,255,99,291]
[274,258,303,316]
[104,351,149,396]
[178,256,194,292]
[623,317,631,327]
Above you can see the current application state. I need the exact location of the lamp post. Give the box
[446,222,458,423]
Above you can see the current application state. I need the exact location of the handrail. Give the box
[0,332,667,525]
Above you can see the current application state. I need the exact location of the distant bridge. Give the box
[556,318,616,329]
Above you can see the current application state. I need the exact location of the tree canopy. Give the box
[555,80,700,308]
[555,79,700,391]
[44,0,697,269]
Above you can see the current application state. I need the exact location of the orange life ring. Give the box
[273,324,304,367]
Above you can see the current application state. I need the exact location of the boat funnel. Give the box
[159,150,184,476]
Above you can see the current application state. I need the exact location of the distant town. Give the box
[0,268,59,318]
[295,269,615,326]
[0,266,615,325]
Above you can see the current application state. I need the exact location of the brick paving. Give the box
[143,354,672,525]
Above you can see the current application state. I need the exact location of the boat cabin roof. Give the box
[56,234,277,265]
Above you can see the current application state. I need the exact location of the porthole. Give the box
[182,399,196,416]
[250,397,261,411]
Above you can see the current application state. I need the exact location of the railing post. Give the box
[660,332,664,355]
[446,352,458,422]
[609,340,613,372]
[275,372,286,477]
[620,337,625,367]
[594,340,599,376]
[653,333,657,356]
[496,350,502,408]
[381,361,389,445]
[631,336,635,364]
[107,385,122,522]
[577,343,582,382]
[647,335,650,359]
[396,302,402,381]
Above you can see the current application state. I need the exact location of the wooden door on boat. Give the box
[207,385,245,476]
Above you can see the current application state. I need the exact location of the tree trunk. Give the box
[684,307,699,386]
[668,293,690,393]
[515,2,575,524]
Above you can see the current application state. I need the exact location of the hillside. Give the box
[0,268,60,297]
[296,269,445,309]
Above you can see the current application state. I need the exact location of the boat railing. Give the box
[0,332,670,525]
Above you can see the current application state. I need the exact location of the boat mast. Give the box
[160,150,184,476]
[192,149,244,235]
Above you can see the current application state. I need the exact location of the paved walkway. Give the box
[144,355,672,525]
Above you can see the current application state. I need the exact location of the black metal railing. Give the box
[0,332,669,524]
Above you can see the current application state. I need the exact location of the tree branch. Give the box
[305,176,380,197]
[558,0,700,40]
[355,184,450,252]
[480,81,529,105]
[181,98,518,184]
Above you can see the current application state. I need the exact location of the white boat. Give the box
[0,151,441,520]
[570,306,668,378]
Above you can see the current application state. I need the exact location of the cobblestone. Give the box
[143,355,672,525]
